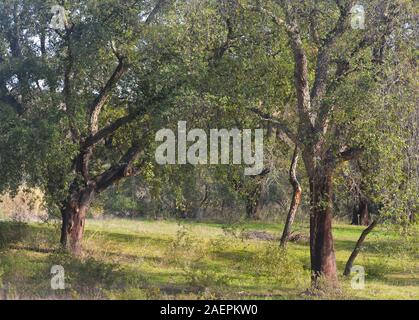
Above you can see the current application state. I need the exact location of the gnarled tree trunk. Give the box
[60,187,95,256]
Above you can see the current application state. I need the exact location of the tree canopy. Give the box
[0,0,417,287]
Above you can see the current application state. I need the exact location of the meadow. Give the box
[0,218,417,300]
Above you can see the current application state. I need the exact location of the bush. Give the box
[244,243,308,286]
[184,267,230,290]
[165,224,205,265]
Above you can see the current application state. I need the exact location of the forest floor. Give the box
[0,218,417,300]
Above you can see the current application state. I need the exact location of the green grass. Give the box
[0,218,417,300]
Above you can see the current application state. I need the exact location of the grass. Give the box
[0,218,417,300]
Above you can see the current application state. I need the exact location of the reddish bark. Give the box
[60,187,95,255]
[308,165,338,284]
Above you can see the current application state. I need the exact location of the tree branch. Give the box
[63,28,79,142]
[343,219,379,276]
[84,106,146,149]
[316,1,399,133]
[84,81,180,149]
[310,1,354,103]
[94,144,143,193]
[250,107,298,146]
[249,2,313,128]
[247,4,293,34]
[88,57,128,135]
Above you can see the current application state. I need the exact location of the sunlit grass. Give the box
[0,218,417,300]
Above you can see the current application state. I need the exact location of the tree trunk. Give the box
[246,188,263,220]
[352,197,371,226]
[409,211,416,223]
[280,146,302,247]
[195,184,209,221]
[358,198,371,226]
[344,220,378,276]
[309,167,338,285]
[60,187,95,256]
[245,169,270,220]
[246,181,266,220]
[60,205,70,248]
[351,205,358,225]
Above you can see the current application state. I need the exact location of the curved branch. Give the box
[95,144,143,193]
[88,57,128,135]
[84,82,180,149]
[84,107,146,149]
[280,145,302,247]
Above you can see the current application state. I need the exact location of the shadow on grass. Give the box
[89,249,165,265]
[8,245,56,254]
[85,229,173,247]
[381,274,419,287]
[211,249,254,263]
